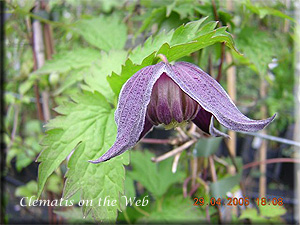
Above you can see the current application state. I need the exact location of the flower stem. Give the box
[157,54,169,64]
[133,205,150,217]
[122,209,132,224]
[140,138,170,144]
[151,139,196,163]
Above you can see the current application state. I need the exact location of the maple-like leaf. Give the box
[37,91,129,222]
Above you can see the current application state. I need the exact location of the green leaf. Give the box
[239,208,269,223]
[137,7,167,35]
[19,78,35,95]
[33,48,101,75]
[259,204,287,218]
[120,176,136,211]
[210,173,242,199]
[74,15,127,51]
[15,180,38,199]
[239,208,258,219]
[54,207,94,224]
[170,17,208,45]
[127,151,185,198]
[84,50,128,102]
[141,194,205,223]
[109,18,239,97]
[157,26,238,62]
[244,0,296,22]
[193,137,222,157]
[46,174,63,195]
[107,52,156,96]
[53,68,86,96]
[172,2,196,20]
[236,27,273,75]
[37,91,129,222]
[130,29,174,65]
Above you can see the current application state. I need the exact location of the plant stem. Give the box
[133,205,150,217]
[157,54,169,64]
[259,79,268,198]
[122,209,132,224]
[208,156,222,224]
[243,158,300,170]
[140,138,170,144]
[151,139,196,163]
[172,152,181,173]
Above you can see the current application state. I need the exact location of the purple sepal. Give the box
[170,62,276,133]
[89,63,171,163]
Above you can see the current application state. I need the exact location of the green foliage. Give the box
[15,181,38,205]
[244,0,295,22]
[37,91,129,221]
[193,137,221,157]
[210,174,241,199]
[142,194,205,223]
[128,151,185,198]
[239,204,286,223]
[120,150,205,223]
[6,119,43,171]
[84,50,128,102]
[109,18,239,96]
[210,157,243,198]
[33,48,101,75]
[235,27,273,76]
[5,1,294,223]
[54,207,94,224]
[74,15,127,51]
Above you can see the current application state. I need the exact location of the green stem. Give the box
[157,54,169,64]
[133,205,150,217]
[156,196,164,212]
[123,209,132,224]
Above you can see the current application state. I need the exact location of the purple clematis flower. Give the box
[89,56,275,163]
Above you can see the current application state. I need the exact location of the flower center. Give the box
[146,73,200,128]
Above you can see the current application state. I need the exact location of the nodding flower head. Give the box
[89,55,275,163]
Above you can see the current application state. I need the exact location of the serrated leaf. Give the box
[107,52,156,96]
[127,151,185,198]
[33,48,101,75]
[196,20,219,36]
[74,15,127,51]
[157,27,238,62]
[109,19,239,97]
[170,17,208,45]
[84,50,128,103]
[130,29,174,65]
[37,91,129,222]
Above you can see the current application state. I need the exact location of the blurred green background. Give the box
[3,0,298,224]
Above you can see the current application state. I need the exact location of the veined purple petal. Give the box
[139,117,154,139]
[89,62,171,163]
[192,107,229,138]
[170,62,276,132]
[192,107,212,134]
[209,117,230,138]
